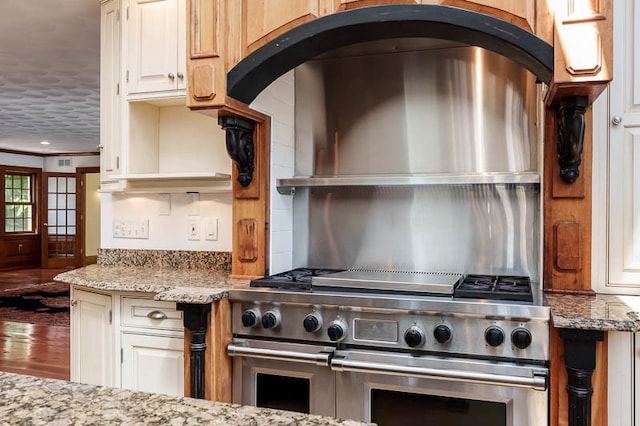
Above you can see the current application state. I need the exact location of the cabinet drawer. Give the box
[121,296,183,331]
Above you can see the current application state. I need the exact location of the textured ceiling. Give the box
[0,0,100,154]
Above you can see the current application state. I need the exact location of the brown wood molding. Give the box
[543,108,592,292]
[205,299,232,402]
[217,100,271,280]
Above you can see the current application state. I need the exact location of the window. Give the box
[4,173,35,233]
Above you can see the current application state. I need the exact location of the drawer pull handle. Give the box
[147,310,168,320]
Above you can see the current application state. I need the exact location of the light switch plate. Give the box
[205,217,218,241]
[188,220,201,240]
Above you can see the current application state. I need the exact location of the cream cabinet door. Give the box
[99,0,122,184]
[608,0,640,286]
[70,287,114,386]
[121,332,185,396]
[126,0,186,94]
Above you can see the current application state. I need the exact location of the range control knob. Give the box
[404,325,425,347]
[241,309,260,328]
[485,326,505,347]
[433,324,452,344]
[261,311,281,329]
[303,313,322,333]
[327,320,347,342]
[511,328,533,349]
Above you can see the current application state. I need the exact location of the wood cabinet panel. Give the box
[121,333,185,396]
[186,0,237,108]
[242,0,323,55]
[607,0,640,286]
[440,0,536,33]
[70,288,115,386]
[0,236,41,269]
[127,0,186,94]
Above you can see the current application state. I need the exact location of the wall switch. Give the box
[205,217,218,241]
[188,220,201,240]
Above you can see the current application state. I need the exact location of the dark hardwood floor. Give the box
[0,267,71,381]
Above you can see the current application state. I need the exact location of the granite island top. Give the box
[0,372,372,426]
[54,264,250,304]
[545,293,640,332]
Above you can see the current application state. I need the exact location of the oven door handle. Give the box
[227,343,332,366]
[330,355,547,391]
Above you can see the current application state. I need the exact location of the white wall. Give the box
[43,155,100,172]
[100,191,232,251]
[0,152,100,171]
[250,71,295,274]
[0,152,44,168]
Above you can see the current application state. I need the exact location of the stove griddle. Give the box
[312,270,461,295]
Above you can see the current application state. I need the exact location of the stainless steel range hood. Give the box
[294,40,539,177]
[284,39,541,282]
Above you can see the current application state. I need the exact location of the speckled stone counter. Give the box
[0,372,372,426]
[545,293,640,332]
[55,264,249,304]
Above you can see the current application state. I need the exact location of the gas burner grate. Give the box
[250,268,344,291]
[454,274,533,302]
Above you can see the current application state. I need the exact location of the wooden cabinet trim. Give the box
[189,0,219,59]
[226,4,553,105]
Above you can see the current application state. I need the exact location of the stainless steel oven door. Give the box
[332,350,548,426]
[228,338,335,417]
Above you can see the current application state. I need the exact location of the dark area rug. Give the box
[0,282,70,327]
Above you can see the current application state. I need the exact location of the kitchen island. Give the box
[0,371,372,425]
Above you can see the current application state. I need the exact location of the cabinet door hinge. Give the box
[126,6,129,20]
[109,310,113,325]
[116,83,120,95]
[121,348,123,364]
[126,70,129,83]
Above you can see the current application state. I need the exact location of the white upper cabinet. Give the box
[99,0,122,186]
[126,0,186,96]
[594,0,640,291]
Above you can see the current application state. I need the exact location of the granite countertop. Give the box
[0,372,372,426]
[54,264,250,304]
[545,293,640,332]
[59,264,640,333]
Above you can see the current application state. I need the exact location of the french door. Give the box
[41,173,79,268]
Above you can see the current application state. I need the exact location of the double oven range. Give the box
[228,269,549,425]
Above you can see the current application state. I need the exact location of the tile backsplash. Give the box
[97,248,231,272]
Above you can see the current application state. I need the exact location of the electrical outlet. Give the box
[188,220,201,240]
[205,217,218,241]
[112,220,125,238]
[113,220,149,239]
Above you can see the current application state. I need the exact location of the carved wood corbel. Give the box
[218,116,256,187]
[556,96,589,184]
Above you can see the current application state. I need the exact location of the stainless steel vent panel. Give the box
[295,44,538,176]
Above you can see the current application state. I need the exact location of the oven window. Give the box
[371,389,506,426]
[256,373,310,414]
